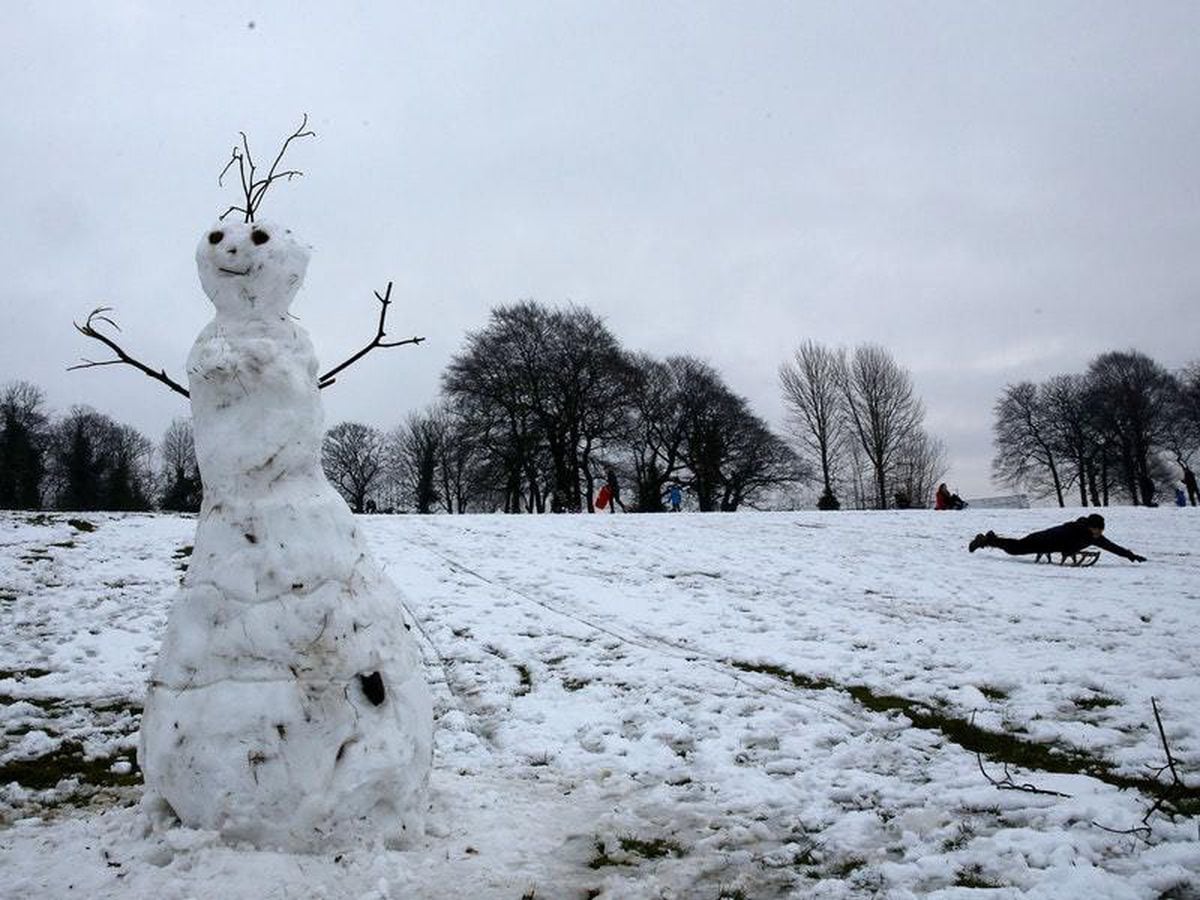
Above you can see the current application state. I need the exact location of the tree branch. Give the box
[70,307,190,399]
[218,115,315,223]
[318,282,424,389]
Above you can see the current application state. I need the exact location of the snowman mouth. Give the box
[218,266,251,276]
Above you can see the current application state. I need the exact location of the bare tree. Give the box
[321,422,387,513]
[624,355,692,512]
[0,381,49,510]
[992,381,1066,506]
[780,341,847,509]
[892,429,948,509]
[1040,374,1102,506]
[390,410,444,514]
[160,418,201,512]
[48,407,154,511]
[840,345,924,510]
[1087,350,1175,505]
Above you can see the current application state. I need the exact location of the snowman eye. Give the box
[208,231,224,244]
[251,229,270,245]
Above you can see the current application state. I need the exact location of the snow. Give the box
[1,507,1198,898]
[137,221,432,851]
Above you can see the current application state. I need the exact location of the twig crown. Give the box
[218,114,315,223]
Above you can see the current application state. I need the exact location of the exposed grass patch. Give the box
[954,864,1001,888]
[828,855,867,877]
[0,667,53,680]
[1073,693,1120,711]
[562,677,591,692]
[67,519,96,532]
[589,834,686,868]
[732,660,1200,812]
[978,685,1009,701]
[0,742,141,792]
[515,663,532,696]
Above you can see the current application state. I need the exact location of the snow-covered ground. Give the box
[1,507,1197,899]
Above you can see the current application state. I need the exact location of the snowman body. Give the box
[138,221,433,852]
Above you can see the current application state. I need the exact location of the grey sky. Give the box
[3,2,1198,500]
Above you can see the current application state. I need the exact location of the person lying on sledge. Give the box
[967,513,1145,565]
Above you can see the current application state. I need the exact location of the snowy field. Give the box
[1,507,1198,899]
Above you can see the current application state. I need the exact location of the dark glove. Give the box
[1129,553,1146,563]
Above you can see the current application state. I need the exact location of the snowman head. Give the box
[196,220,310,320]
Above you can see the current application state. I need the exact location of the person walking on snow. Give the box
[968,513,1145,563]
[1183,465,1199,506]
[664,482,683,512]
[604,467,627,513]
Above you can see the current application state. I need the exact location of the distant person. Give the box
[1140,474,1158,508]
[664,482,683,512]
[968,513,1145,564]
[935,484,952,510]
[1175,486,1189,508]
[1183,466,1199,506]
[935,483,967,510]
[604,467,627,513]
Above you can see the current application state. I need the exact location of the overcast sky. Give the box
[3,2,1198,500]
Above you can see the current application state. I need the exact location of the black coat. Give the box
[1020,518,1138,560]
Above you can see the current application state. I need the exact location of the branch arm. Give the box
[317,282,424,389]
[71,308,190,399]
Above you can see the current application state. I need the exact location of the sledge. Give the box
[1035,550,1100,567]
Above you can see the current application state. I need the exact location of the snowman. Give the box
[136,218,433,852]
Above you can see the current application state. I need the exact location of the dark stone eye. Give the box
[208,231,223,244]
[251,229,270,245]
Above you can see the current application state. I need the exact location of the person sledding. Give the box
[968,513,1145,566]
[935,483,967,510]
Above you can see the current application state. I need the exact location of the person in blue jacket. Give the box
[664,482,683,512]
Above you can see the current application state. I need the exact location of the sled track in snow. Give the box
[400,531,884,734]
[397,526,1200,813]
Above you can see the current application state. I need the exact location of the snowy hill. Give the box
[1,508,1198,898]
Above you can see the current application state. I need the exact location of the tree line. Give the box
[991,350,1200,507]
[322,301,806,514]
[36,303,1194,517]
[0,381,201,513]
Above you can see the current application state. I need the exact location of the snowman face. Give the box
[196,221,310,319]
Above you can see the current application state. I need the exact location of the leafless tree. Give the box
[321,422,387,513]
[160,418,201,512]
[780,341,848,509]
[623,355,692,512]
[893,429,948,509]
[48,407,154,511]
[0,381,49,509]
[442,301,634,513]
[840,345,924,510]
[1086,350,1175,505]
[1040,374,1106,506]
[389,410,444,514]
[992,381,1066,506]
